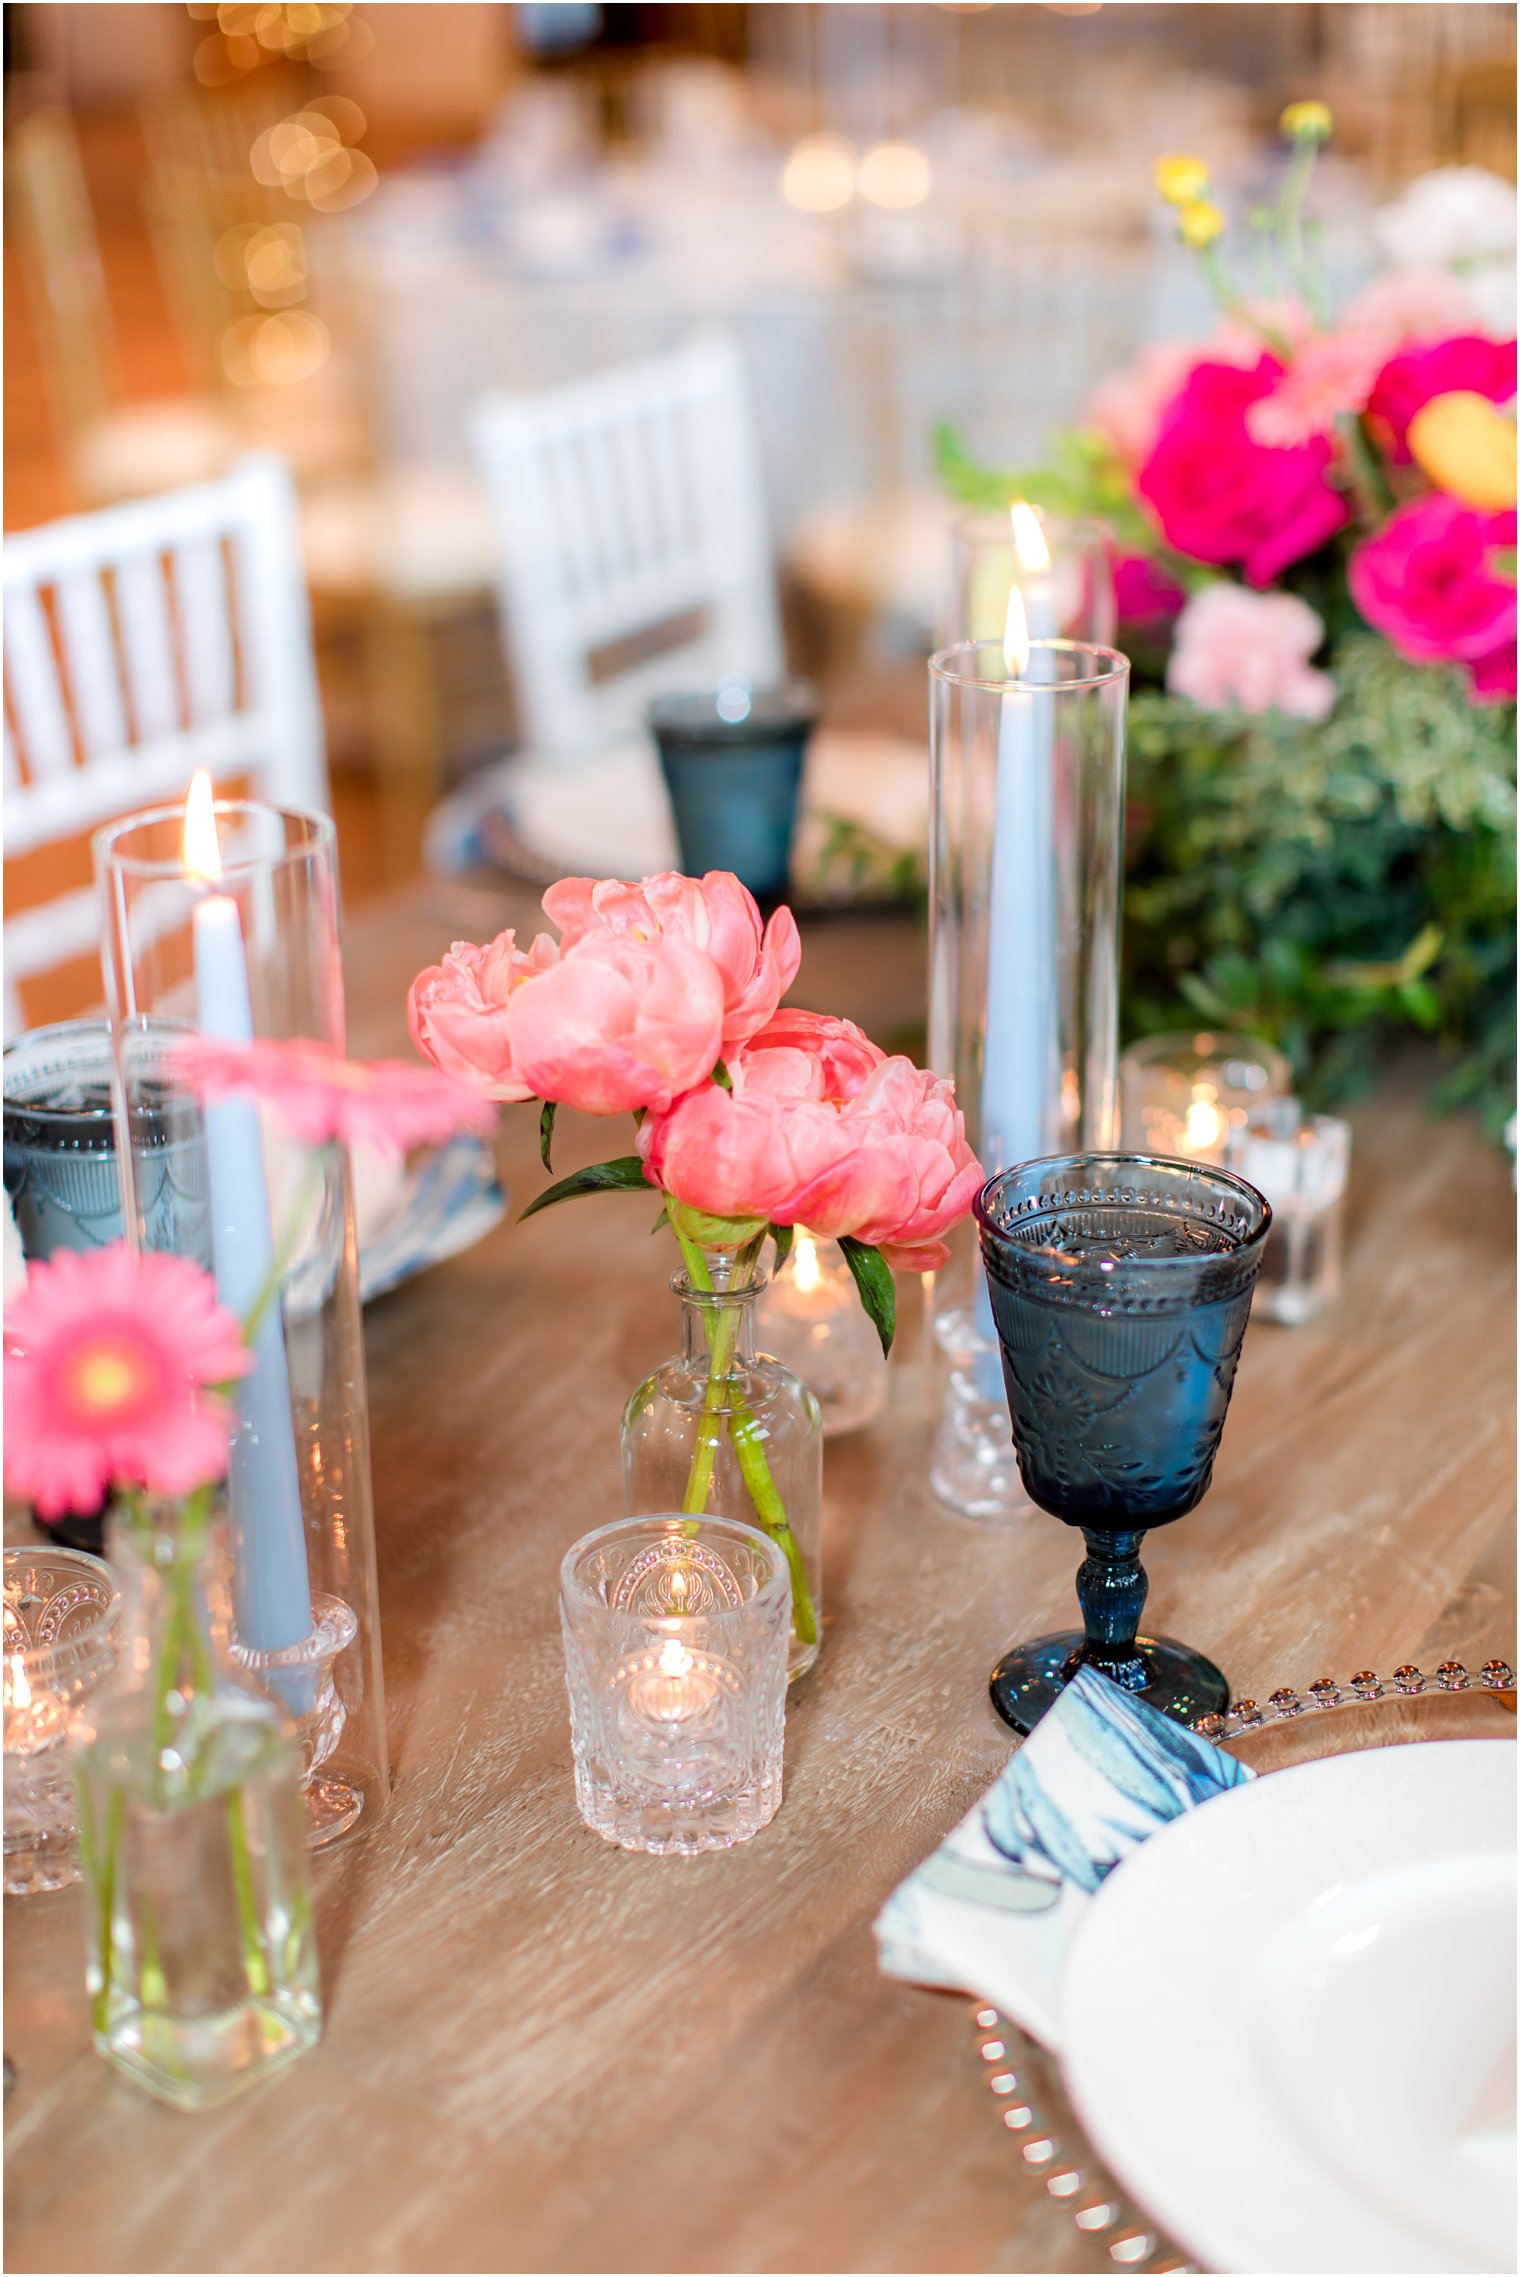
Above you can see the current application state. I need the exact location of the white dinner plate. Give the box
[1059,1741,1517,2275]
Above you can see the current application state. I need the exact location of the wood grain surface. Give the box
[5,878,1515,2276]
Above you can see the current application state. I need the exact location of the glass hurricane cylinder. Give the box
[755,1230,888,1437]
[70,1502,321,2109]
[94,799,387,1848]
[622,1269,823,1680]
[927,638,1129,1523]
[944,508,1117,650]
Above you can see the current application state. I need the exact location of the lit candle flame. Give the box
[669,1567,688,1608]
[182,769,223,884]
[792,1232,821,1295]
[1003,583,1031,679]
[1185,1098,1223,1152]
[1011,499,1052,575]
[5,1658,31,1712]
[657,1639,693,1679]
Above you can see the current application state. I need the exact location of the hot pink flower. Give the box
[1245,331,1385,447]
[3,1244,251,1517]
[1167,583,1336,722]
[639,1010,983,1273]
[1111,551,1187,625]
[504,930,726,1115]
[174,1037,497,1161]
[1365,335,1517,462]
[1137,356,1350,587]
[408,930,559,1102]
[1348,496,1517,699]
[542,871,801,1050]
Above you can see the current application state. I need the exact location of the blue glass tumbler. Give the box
[648,683,817,906]
[976,1152,1271,1733]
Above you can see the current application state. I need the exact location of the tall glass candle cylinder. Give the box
[944,508,1117,650]
[93,798,387,1847]
[927,636,1128,1522]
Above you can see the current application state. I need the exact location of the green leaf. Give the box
[711,1059,732,1091]
[838,1236,896,1358]
[770,1222,794,1271]
[520,1156,652,1221]
[538,1100,556,1172]
[649,1205,669,1236]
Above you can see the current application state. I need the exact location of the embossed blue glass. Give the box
[648,683,817,906]
[975,1153,1270,1734]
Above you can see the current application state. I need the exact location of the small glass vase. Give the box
[69,1500,322,2112]
[622,1270,823,1680]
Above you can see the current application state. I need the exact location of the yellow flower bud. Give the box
[1408,392,1518,513]
[1177,199,1226,250]
[1153,153,1211,206]
[1280,100,1332,143]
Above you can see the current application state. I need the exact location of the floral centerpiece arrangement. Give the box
[409,869,983,1648]
[940,109,1517,1134]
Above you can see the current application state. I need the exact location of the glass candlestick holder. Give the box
[1225,1099,1350,1325]
[94,796,388,1848]
[1118,1031,1291,1165]
[560,1514,791,1856]
[755,1230,888,1437]
[3,1547,120,1896]
[944,507,1116,649]
[927,634,1128,1524]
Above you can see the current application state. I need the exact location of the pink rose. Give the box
[505,931,726,1115]
[542,870,801,1050]
[1136,356,1350,588]
[1365,335,1517,462]
[407,930,558,1102]
[639,1010,983,1272]
[1167,583,1336,723]
[1348,497,1517,699]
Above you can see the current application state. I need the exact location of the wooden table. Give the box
[7,880,1516,2275]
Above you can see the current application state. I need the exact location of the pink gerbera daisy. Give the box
[173,1037,497,1162]
[1245,331,1386,448]
[3,1245,251,1518]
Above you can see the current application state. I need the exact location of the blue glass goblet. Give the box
[975,1153,1271,1734]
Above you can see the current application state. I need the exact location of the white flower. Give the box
[1372,166,1517,274]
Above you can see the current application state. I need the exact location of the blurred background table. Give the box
[5,879,1514,2276]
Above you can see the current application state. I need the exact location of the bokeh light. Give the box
[780,136,856,214]
[856,141,934,209]
[220,308,331,386]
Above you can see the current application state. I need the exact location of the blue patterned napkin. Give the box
[874,1666,1253,2048]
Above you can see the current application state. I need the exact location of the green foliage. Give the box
[933,421,1170,566]
[838,1236,896,1357]
[520,1156,653,1218]
[1123,635,1517,1136]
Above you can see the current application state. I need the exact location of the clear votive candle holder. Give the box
[1118,1030,1291,1164]
[560,1515,790,1856]
[1225,1099,1351,1325]
[756,1229,888,1437]
[3,1548,120,1895]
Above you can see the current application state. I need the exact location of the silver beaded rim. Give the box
[968,1656,1515,2271]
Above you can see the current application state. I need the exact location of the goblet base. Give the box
[990,1631,1228,1736]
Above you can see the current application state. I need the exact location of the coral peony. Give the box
[1348,496,1517,699]
[542,871,801,1051]
[1167,584,1336,722]
[408,930,558,1102]
[1136,356,1349,587]
[1364,335,1517,462]
[3,1244,250,1517]
[504,930,725,1116]
[639,1010,983,1273]
[175,1037,497,1161]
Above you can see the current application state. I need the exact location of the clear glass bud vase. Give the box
[622,1270,823,1680]
[70,1500,322,2111]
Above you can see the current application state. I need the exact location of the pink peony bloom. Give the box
[639,1009,983,1273]
[1137,356,1350,588]
[408,930,559,1102]
[504,930,726,1116]
[175,1037,497,1162]
[1245,332,1385,447]
[1112,551,1186,625]
[1087,341,1199,469]
[1365,335,1517,462]
[1167,583,1336,722]
[1342,270,1500,350]
[3,1244,251,1517]
[542,871,801,1051]
[1348,497,1517,699]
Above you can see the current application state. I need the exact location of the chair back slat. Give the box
[472,330,782,757]
[3,453,326,1034]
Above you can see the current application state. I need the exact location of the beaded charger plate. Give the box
[965,1658,1517,2275]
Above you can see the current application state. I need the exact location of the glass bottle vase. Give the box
[69,1499,322,2111]
[622,1271,823,1680]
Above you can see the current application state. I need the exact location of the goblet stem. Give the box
[1071,1530,1149,1693]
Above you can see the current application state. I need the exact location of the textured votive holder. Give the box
[1225,1098,1351,1325]
[3,1548,120,1895]
[560,1515,790,1855]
